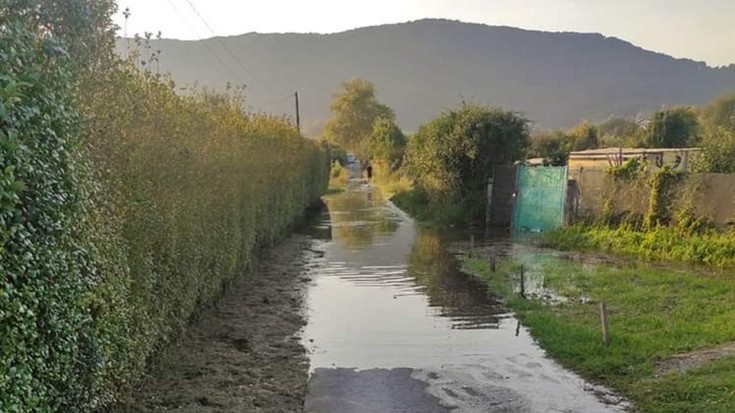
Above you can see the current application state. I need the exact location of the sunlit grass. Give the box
[463,256,735,413]
[545,225,735,268]
[373,171,413,198]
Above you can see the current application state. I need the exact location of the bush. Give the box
[369,116,406,169]
[1,9,104,412]
[404,102,529,222]
[1,3,329,412]
[82,65,330,408]
[607,158,643,181]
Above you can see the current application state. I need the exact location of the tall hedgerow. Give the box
[1,1,329,412]
[1,2,103,411]
[81,65,329,406]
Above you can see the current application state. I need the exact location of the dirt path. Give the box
[655,341,735,377]
[117,235,317,413]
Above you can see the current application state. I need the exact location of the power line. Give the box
[259,92,294,106]
[178,0,277,95]
[162,0,242,82]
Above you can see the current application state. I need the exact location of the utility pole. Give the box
[156,31,162,75]
[294,91,301,133]
[123,8,131,60]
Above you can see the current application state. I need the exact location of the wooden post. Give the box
[294,91,301,133]
[519,265,525,299]
[600,301,610,346]
[486,176,495,228]
[490,255,496,272]
[469,234,475,257]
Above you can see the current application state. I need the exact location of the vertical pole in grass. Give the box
[470,234,475,258]
[519,265,525,299]
[600,301,610,346]
[490,255,496,272]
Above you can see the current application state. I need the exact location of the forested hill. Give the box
[118,19,735,133]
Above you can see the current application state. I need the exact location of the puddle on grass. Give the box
[301,187,628,412]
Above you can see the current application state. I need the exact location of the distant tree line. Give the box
[529,93,735,172]
[323,79,735,223]
[323,78,529,221]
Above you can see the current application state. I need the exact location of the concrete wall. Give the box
[569,168,735,228]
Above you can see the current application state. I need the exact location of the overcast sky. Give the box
[113,0,735,67]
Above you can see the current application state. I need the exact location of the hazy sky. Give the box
[113,0,735,67]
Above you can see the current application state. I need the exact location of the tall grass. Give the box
[371,160,412,198]
[545,225,735,268]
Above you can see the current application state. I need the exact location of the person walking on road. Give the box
[366,161,374,183]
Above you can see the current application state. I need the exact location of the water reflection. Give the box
[322,188,400,250]
[303,189,628,413]
[408,230,509,329]
[303,188,522,370]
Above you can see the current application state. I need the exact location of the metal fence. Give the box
[512,165,568,232]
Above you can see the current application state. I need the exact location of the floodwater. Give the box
[301,187,628,413]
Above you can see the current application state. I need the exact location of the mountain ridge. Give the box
[118,19,735,133]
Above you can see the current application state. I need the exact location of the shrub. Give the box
[1,6,103,411]
[82,65,329,407]
[405,102,529,221]
[1,3,329,412]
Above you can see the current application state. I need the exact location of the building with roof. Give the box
[568,147,701,172]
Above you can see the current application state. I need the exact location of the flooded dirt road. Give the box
[302,187,628,413]
[116,236,317,413]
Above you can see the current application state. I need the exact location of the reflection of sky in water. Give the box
[456,237,628,302]
[301,189,629,413]
[302,188,526,370]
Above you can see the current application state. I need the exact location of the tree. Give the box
[369,116,406,169]
[405,103,529,205]
[599,116,639,138]
[323,79,394,156]
[531,131,573,166]
[644,107,700,148]
[694,93,735,173]
[694,127,735,173]
[598,116,641,147]
[569,120,599,151]
[702,92,735,132]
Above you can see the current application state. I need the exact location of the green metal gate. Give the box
[512,165,568,232]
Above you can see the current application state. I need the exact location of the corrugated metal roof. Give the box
[569,147,700,159]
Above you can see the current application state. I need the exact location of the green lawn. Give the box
[463,256,735,413]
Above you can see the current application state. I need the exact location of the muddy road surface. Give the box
[116,236,318,413]
[117,187,628,413]
[302,187,628,413]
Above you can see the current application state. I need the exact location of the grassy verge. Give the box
[325,186,346,195]
[462,256,735,413]
[390,187,477,227]
[545,225,735,268]
[372,171,413,198]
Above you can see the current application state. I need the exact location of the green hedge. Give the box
[1,2,329,411]
[1,8,99,412]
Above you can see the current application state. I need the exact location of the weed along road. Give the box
[301,187,628,413]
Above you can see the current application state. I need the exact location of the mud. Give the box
[116,236,317,413]
[655,341,735,377]
[305,368,448,413]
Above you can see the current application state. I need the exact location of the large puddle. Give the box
[301,187,628,412]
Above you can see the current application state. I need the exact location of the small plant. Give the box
[607,157,643,181]
[644,167,683,230]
